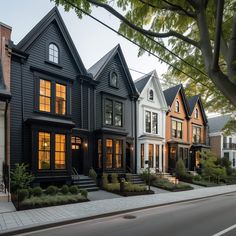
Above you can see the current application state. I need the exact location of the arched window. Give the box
[110,71,118,88]
[49,43,59,64]
[175,101,180,112]
[194,108,199,119]
[148,89,154,101]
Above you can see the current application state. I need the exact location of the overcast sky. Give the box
[0,0,168,81]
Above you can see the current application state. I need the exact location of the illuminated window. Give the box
[149,144,154,168]
[106,139,113,169]
[141,144,144,168]
[56,83,66,115]
[156,145,159,169]
[115,140,123,168]
[49,43,59,64]
[71,136,81,150]
[38,132,50,170]
[175,101,180,112]
[39,79,51,112]
[55,134,66,169]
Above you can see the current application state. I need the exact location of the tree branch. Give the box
[212,0,224,70]
[86,0,200,48]
[220,35,228,61]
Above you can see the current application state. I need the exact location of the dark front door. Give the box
[71,137,83,174]
[126,142,131,172]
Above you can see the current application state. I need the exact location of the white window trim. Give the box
[144,109,159,135]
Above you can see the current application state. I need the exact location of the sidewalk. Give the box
[1,185,236,235]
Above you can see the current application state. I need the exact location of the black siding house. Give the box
[10,7,95,185]
[88,45,139,174]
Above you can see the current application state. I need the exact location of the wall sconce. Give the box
[84,142,88,148]
[131,145,134,151]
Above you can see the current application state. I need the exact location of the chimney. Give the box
[0,22,12,90]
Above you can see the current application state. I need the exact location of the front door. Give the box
[71,137,83,174]
[126,142,131,172]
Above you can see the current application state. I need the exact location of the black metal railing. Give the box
[223,143,236,150]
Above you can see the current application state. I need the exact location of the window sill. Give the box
[34,110,72,119]
[45,60,63,69]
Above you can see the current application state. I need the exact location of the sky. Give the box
[0,0,168,81]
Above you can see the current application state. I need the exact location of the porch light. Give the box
[130,145,134,151]
[84,142,88,148]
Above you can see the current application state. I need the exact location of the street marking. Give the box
[212,224,236,236]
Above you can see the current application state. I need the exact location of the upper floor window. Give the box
[192,126,201,143]
[39,79,51,112]
[175,101,180,112]
[194,108,199,119]
[104,98,123,127]
[172,120,182,139]
[148,89,154,101]
[49,43,59,64]
[145,111,158,134]
[38,79,67,115]
[110,72,118,88]
[56,83,66,115]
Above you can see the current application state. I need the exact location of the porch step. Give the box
[127,174,146,185]
[71,175,99,192]
[161,172,179,184]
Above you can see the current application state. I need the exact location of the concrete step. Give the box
[72,175,99,192]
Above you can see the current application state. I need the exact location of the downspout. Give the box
[134,98,137,174]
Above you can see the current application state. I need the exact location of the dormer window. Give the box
[49,43,59,64]
[148,89,154,101]
[194,108,199,119]
[175,101,180,112]
[110,72,118,88]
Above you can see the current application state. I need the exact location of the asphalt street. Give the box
[20,193,236,236]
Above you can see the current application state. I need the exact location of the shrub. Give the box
[102,173,109,187]
[89,168,97,181]
[124,183,146,192]
[176,159,186,177]
[61,185,69,195]
[69,185,79,194]
[32,187,43,197]
[111,173,118,184]
[45,185,58,195]
[126,173,132,182]
[11,163,34,193]
[139,170,157,184]
[80,189,88,198]
[18,189,29,202]
[104,183,120,192]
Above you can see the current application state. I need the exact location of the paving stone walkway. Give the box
[0,185,236,234]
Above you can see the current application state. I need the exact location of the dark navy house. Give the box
[9,7,138,185]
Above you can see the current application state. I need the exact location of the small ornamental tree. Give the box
[175,159,186,178]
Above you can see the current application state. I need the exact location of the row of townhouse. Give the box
[0,7,209,186]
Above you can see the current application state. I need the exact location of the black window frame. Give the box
[192,126,201,143]
[48,43,59,64]
[109,71,119,88]
[172,120,183,139]
[145,111,151,133]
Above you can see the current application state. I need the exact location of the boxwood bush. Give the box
[61,185,69,195]
[32,187,43,197]
[45,185,58,195]
[69,185,79,194]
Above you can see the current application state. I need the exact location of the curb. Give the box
[1,190,236,236]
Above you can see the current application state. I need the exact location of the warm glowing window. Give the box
[156,145,159,169]
[106,139,113,169]
[71,136,81,150]
[115,140,123,168]
[141,144,144,168]
[39,79,51,112]
[149,144,154,168]
[38,132,50,170]
[55,134,66,169]
[49,43,59,64]
[56,83,66,115]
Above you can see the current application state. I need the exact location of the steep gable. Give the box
[16,7,87,75]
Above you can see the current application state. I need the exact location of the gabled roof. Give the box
[208,115,231,133]
[187,95,208,124]
[0,59,11,101]
[134,71,154,93]
[163,84,190,116]
[16,7,87,75]
[88,44,139,97]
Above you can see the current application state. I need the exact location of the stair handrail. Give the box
[126,165,132,173]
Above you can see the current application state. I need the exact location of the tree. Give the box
[53,0,236,113]
[175,159,186,177]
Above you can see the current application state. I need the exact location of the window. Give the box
[149,144,154,168]
[56,83,66,115]
[39,79,51,112]
[145,111,151,133]
[97,139,102,168]
[175,101,180,112]
[194,108,199,119]
[38,132,51,170]
[49,43,59,64]
[110,72,118,87]
[105,99,113,125]
[141,144,144,168]
[55,134,66,169]
[193,126,201,143]
[106,139,113,169]
[114,102,122,127]
[148,89,154,101]
[104,98,123,127]
[71,136,81,150]
[172,120,183,139]
[115,140,123,168]
[156,145,159,169]
[152,113,158,134]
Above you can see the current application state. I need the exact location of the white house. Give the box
[208,115,236,168]
[135,70,168,173]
